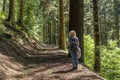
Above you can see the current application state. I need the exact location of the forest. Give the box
[0,0,120,80]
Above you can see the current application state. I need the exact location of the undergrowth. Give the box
[84,35,120,80]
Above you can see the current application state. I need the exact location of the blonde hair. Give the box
[69,30,76,38]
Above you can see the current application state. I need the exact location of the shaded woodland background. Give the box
[0,0,120,80]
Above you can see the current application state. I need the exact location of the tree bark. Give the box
[69,0,84,63]
[18,0,24,24]
[8,0,14,21]
[59,0,66,50]
[93,0,101,73]
[3,0,7,12]
[114,0,119,47]
[42,7,46,43]
[7,0,15,27]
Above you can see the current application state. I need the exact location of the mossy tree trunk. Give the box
[114,0,119,47]
[18,0,24,24]
[59,0,66,50]
[99,0,107,45]
[93,0,101,73]
[2,0,7,12]
[7,0,15,27]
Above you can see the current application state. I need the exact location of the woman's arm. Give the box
[77,37,80,46]
[68,42,70,46]
[68,37,71,46]
[78,41,80,46]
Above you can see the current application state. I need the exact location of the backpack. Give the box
[70,37,78,53]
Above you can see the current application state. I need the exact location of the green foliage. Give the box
[0,19,6,34]
[23,0,43,41]
[84,35,94,69]
[101,40,120,80]
[84,35,120,80]
[0,11,6,19]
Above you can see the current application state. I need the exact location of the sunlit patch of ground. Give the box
[0,39,105,80]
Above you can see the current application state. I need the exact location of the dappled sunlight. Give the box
[0,38,104,80]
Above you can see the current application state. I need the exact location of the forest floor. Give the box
[0,37,105,80]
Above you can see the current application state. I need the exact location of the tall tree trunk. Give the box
[8,0,14,21]
[43,25,45,43]
[52,20,56,45]
[99,0,107,45]
[56,21,59,45]
[102,9,107,45]
[7,0,15,27]
[114,0,119,47]
[18,0,24,24]
[49,19,52,44]
[47,20,50,44]
[69,0,84,63]
[86,26,90,35]
[43,8,46,43]
[93,0,100,73]
[3,0,7,12]
[59,0,66,50]
[45,26,48,44]
[86,0,91,35]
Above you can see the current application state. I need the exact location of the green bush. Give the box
[0,11,6,19]
[84,35,120,80]
[84,35,94,69]
[101,40,120,80]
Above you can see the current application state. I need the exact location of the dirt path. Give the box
[0,49,104,80]
[0,40,105,80]
[21,49,105,80]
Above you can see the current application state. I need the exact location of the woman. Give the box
[68,30,80,69]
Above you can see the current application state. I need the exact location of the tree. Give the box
[2,0,7,12]
[59,0,66,50]
[114,0,119,47]
[7,0,15,27]
[7,0,14,21]
[18,0,24,24]
[99,0,107,45]
[93,0,100,73]
[69,0,84,63]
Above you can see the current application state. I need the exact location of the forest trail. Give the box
[0,38,105,80]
